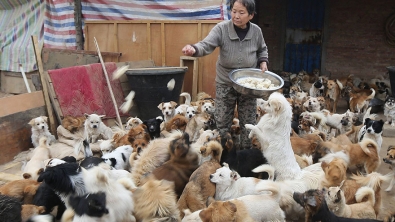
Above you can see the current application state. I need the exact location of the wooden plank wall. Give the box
[84,20,221,100]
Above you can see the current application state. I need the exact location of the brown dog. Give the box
[199,199,255,222]
[349,88,375,113]
[325,79,342,113]
[151,133,199,198]
[164,114,188,132]
[291,137,318,156]
[130,137,149,154]
[0,179,41,204]
[345,138,380,174]
[127,123,150,144]
[321,158,347,188]
[61,115,86,133]
[383,145,395,192]
[21,205,46,222]
[177,140,222,218]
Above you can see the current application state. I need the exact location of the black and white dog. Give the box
[69,192,109,221]
[358,117,384,151]
[101,145,133,170]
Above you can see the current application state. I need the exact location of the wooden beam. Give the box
[42,48,122,57]
[31,36,57,135]
[161,22,165,66]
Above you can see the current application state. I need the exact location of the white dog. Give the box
[209,163,273,201]
[303,96,321,112]
[82,166,136,222]
[101,145,133,170]
[84,114,113,144]
[125,117,143,130]
[22,137,51,180]
[158,101,177,123]
[29,116,56,147]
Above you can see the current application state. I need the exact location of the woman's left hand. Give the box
[260,61,268,72]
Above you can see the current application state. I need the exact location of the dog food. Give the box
[236,77,277,89]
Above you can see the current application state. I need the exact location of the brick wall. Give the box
[254,0,395,80]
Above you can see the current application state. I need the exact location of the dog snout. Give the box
[93,125,98,128]
[209,174,214,179]
[367,129,372,133]
[383,158,391,164]
[137,147,142,153]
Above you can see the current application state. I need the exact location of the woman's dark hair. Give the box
[230,0,256,15]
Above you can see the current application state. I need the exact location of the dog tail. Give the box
[336,79,344,90]
[310,111,328,127]
[120,90,135,114]
[366,88,376,101]
[319,151,350,166]
[252,164,275,181]
[362,107,377,123]
[38,136,48,147]
[351,171,392,191]
[255,180,281,201]
[180,92,191,105]
[112,65,129,80]
[359,138,378,155]
[355,186,375,206]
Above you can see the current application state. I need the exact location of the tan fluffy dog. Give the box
[130,130,183,186]
[177,140,222,218]
[22,137,51,180]
[321,158,347,188]
[199,199,254,222]
[0,179,41,204]
[325,79,342,113]
[133,176,180,221]
[130,137,149,154]
[61,115,86,133]
[184,112,211,142]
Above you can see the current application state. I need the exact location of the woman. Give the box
[182,0,268,149]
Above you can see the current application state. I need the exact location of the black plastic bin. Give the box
[388,66,395,97]
[126,67,187,120]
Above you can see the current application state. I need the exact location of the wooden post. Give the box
[31,35,57,135]
[180,56,199,100]
[74,0,83,50]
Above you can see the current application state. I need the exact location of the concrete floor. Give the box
[0,98,394,220]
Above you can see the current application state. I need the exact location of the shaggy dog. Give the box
[0,179,40,204]
[68,192,109,221]
[177,140,222,218]
[201,184,285,222]
[61,115,86,133]
[321,158,348,189]
[29,116,56,147]
[130,137,149,154]
[143,116,163,139]
[245,92,304,180]
[81,166,135,222]
[84,113,113,144]
[383,145,395,191]
[151,133,200,198]
[164,114,188,132]
[127,123,151,143]
[325,185,376,219]
[131,130,183,186]
[37,161,86,211]
[23,137,51,180]
[133,176,180,221]
[185,112,211,142]
[384,95,395,126]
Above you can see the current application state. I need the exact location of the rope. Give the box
[385,12,395,46]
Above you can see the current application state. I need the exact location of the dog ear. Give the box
[84,113,90,118]
[37,168,44,175]
[223,162,229,168]
[224,201,237,213]
[41,116,48,122]
[230,171,239,181]
[23,173,32,179]
[157,102,164,110]
[170,101,178,107]
[28,119,36,126]
[99,115,105,119]
[199,208,213,222]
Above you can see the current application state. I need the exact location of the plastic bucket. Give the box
[126,67,187,120]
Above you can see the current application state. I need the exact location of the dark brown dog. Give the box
[130,137,149,154]
[177,140,222,218]
[325,79,342,113]
[151,133,199,198]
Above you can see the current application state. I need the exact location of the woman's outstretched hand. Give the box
[182,45,196,56]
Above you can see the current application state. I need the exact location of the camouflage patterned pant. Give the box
[214,83,256,149]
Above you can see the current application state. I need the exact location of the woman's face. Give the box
[231,1,254,29]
